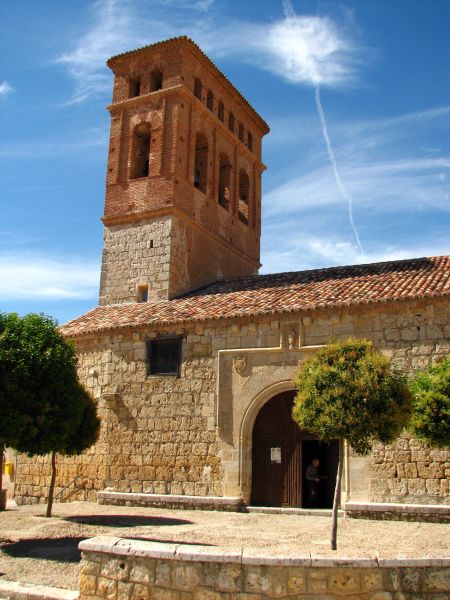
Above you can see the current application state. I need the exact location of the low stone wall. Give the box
[97,490,244,511]
[345,501,450,523]
[78,536,450,599]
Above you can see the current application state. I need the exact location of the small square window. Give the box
[147,337,182,376]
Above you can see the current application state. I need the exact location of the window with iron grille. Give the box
[147,337,182,376]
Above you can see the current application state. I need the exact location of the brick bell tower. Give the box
[99,37,269,305]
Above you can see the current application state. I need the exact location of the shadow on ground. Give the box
[64,514,192,527]
[0,537,84,562]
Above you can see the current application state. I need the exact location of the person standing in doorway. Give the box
[305,458,325,508]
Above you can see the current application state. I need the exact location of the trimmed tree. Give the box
[408,357,450,447]
[293,339,411,550]
[0,312,100,515]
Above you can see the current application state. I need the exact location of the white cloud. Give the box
[55,0,216,104]
[55,0,363,103]
[0,81,13,98]
[264,107,450,218]
[0,253,100,300]
[261,233,450,275]
[261,13,362,88]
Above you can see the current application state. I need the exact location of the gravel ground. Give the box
[0,501,449,591]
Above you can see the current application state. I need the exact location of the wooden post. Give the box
[46,451,57,518]
[330,441,342,551]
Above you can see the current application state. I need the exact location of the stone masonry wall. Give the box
[14,297,449,506]
[99,216,173,305]
[78,537,450,600]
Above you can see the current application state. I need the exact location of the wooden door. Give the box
[251,391,301,507]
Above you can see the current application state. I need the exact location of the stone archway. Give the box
[239,382,339,508]
[251,390,300,507]
[238,380,294,502]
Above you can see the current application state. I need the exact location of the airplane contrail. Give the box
[314,85,364,255]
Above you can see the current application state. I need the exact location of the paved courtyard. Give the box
[0,501,449,590]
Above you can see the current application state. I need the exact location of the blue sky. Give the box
[1,0,449,324]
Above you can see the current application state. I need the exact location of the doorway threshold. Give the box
[245,506,344,517]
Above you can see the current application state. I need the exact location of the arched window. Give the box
[130,124,151,179]
[247,131,253,151]
[238,169,250,225]
[150,68,163,91]
[206,90,214,111]
[218,154,231,209]
[228,112,235,133]
[194,77,202,100]
[194,134,208,194]
[129,76,141,98]
[218,101,224,122]
[238,122,244,142]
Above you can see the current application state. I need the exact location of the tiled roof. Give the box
[107,36,269,132]
[61,256,450,337]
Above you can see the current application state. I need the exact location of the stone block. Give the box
[215,563,242,593]
[287,568,306,593]
[307,570,327,593]
[97,576,117,599]
[244,566,271,595]
[423,568,450,591]
[171,563,202,590]
[100,558,130,581]
[153,588,181,600]
[192,589,227,600]
[155,560,172,587]
[80,574,97,596]
[361,570,383,592]
[129,559,154,584]
[400,569,421,592]
[328,569,361,594]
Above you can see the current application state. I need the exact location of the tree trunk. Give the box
[46,451,57,518]
[0,440,4,511]
[330,441,342,551]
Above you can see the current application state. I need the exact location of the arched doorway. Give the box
[251,391,339,508]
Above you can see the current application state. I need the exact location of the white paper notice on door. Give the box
[270,447,281,463]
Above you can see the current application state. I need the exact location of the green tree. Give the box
[408,357,450,447]
[293,339,411,550]
[0,313,100,515]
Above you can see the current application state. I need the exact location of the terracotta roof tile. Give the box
[61,256,450,337]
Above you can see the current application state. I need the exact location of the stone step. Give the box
[0,580,78,600]
[345,501,450,522]
[97,490,244,511]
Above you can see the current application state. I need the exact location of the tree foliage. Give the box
[293,338,412,550]
[0,312,100,514]
[408,357,450,447]
[293,339,411,455]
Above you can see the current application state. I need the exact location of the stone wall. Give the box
[14,297,450,506]
[78,537,450,599]
[370,433,449,504]
[99,216,173,304]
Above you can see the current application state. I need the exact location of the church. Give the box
[13,36,449,510]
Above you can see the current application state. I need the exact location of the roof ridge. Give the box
[60,255,450,337]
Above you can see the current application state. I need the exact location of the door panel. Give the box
[251,391,339,508]
[251,391,300,507]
